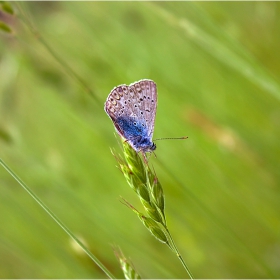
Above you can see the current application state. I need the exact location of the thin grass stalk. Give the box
[146,2,280,102]
[13,2,100,104]
[0,158,116,279]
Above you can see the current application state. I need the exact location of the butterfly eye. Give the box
[133,122,137,126]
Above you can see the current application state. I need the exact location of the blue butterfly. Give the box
[105,79,157,153]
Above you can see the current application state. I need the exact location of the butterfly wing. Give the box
[136,79,157,139]
[104,83,130,137]
[105,79,157,141]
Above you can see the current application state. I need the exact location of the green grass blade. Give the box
[13,2,100,104]
[0,158,116,279]
[149,2,280,101]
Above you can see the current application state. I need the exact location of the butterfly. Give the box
[104,79,157,153]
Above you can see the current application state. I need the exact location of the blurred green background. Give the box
[1,1,280,278]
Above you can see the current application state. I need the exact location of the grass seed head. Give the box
[114,247,141,279]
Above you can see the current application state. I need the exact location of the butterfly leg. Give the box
[141,151,149,165]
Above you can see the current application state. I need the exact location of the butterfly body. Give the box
[105,79,157,153]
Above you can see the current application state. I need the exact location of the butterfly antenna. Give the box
[154,136,188,141]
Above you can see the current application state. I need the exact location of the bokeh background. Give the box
[1,2,280,278]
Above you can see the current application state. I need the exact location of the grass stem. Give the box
[0,158,115,279]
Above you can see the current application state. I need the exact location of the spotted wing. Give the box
[132,79,157,138]
[104,79,157,139]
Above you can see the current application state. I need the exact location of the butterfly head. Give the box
[129,135,156,153]
[150,142,156,152]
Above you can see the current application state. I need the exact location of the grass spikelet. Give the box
[122,141,146,183]
[113,140,193,278]
[114,247,141,280]
[119,141,165,224]
[147,167,165,221]
[121,197,169,245]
